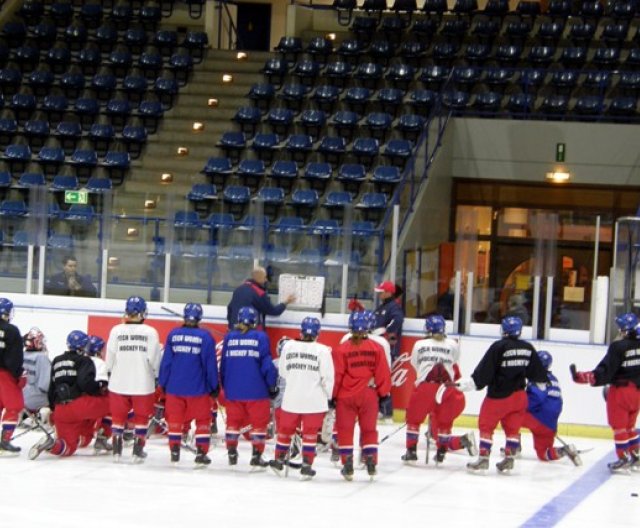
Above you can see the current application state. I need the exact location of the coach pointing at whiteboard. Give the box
[227,267,296,329]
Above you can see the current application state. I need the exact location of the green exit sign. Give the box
[556,143,566,162]
[64,190,89,205]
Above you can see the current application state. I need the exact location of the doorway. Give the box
[236,2,271,51]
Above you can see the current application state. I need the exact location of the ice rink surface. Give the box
[3,424,639,528]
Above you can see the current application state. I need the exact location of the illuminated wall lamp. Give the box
[222,74,233,83]
[326,33,336,41]
[144,199,156,210]
[207,98,219,107]
[237,51,247,60]
[192,122,204,132]
[107,257,120,269]
[127,227,139,238]
[177,146,189,156]
[161,172,173,183]
[546,171,571,183]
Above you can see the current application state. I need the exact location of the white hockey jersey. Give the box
[106,322,162,395]
[279,339,334,414]
[339,332,391,366]
[90,356,109,383]
[411,336,460,386]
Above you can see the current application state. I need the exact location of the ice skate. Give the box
[250,447,268,471]
[93,434,112,455]
[132,438,147,464]
[434,447,447,465]
[496,456,514,473]
[0,439,21,456]
[330,443,340,465]
[461,432,478,456]
[341,455,354,482]
[401,446,418,465]
[608,456,631,474]
[467,455,489,473]
[123,429,134,445]
[269,455,287,477]
[558,444,582,466]
[228,448,238,466]
[28,435,54,460]
[300,457,316,480]
[629,451,640,472]
[499,445,522,459]
[170,445,180,464]
[112,434,123,462]
[194,447,211,468]
[365,455,377,480]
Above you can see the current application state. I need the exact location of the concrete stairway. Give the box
[115,49,271,215]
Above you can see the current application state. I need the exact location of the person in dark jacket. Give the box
[0,298,24,454]
[158,302,218,467]
[226,267,295,329]
[220,306,278,469]
[457,315,548,473]
[29,330,111,459]
[44,255,97,297]
[571,312,640,473]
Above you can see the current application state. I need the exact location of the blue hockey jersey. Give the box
[220,328,278,401]
[158,326,218,397]
[526,371,563,431]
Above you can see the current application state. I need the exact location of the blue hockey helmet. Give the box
[615,312,638,334]
[363,310,376,331]
[501,316,523,337]
[67,330,89,352]
[537,350,552,370]
[0,297,13,318]
[237,306,258,327]
[425,314,446,335]
[87,335,105,356]
[183,302,203,322]
[301,317,321,338]
[125,296,147,317]
[349,310,369,333]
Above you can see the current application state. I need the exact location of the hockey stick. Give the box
[160,306,226,338]
[425,420,431,465]
[380,423,407,444]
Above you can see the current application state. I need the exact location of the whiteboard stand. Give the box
[278,274,325,311]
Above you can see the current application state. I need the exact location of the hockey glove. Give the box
[570,364,595,385]
[328,398,336,409]
[268,386,280,399]
[378,394,392,410]
[456,377,476,392]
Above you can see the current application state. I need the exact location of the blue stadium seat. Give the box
[578,0,604,22]
[168,52,193,86]
[105,98,132,132]
[507,93,536,115]
[237,159,266,192]
[64,204,96,229]
[91,71,118,102]
[352,137,380,168]
[607,96,638,122]
[256,186,285,220]
[304,162,333,194]
[42,94,68,125]
[233,106,263,137]
[37,145,65,176]
[422,0,448,17]
[495,44,523,66]
[16,171,46,189]
[124,27,148,55]
[77,43,101,76]
[10,93,37,123]
[299,109,327,139]
[273,216,305,235]
[121,124,148,159]
[137,99,164,133]
[201,157,233,187]
[182,31,209,63]
[472,91,504,115]
[318,135,347,166]
[527,46,556,67]
[68,148,99,181]
[396,114,426,141]
[536,21,566,44]
[410,89,438,116]
[0,117,17,146]
[290,189,319,222]
[369,39,396,67]
[372,165,402,197]
[549,70,579,94]
[573,95,605,119]
[27,68,55,98]
[173,211,201,243]
[286,134,314,164]
[247,83,276,113]
[420,65,450,90]
[50,174,80,193]
[312,84,340,113]
[357,192,388,223]
[50,2,74,27]
[306,37,333,65]
[275,36,303,65]
[331,110,360,142]
[154,29,178,56]
[464,43,492,66]
[592,48,621,69]
[400,41,426,68]
[383,139,413,168]
[325,61,352,90]
[278,83,309,113]
[351,17,378,45]
[623,48,640,70]
[323,191,353,221]
[12,44,40,73]
[503,20,532,46]
[546,0,572,19]
[336,38,364,65]
[187,183,218,215]
[583,71,612,93]
[2,143,31,174]
[88,123,115,156]
[23,119,50,151]
[223,185,251,220]
[432,42,460,66]
[377,87,405,116]
[95,23,118,54]
[140,4,162,30]
[207,212,236,245]
[344,87,372,115]
[261,58,288,87]
[270,160,298,194]
[365,112,394,141]
[266,107,295,136]
[101,151,130,185]
[139,49,164,80]
[0,66,23,96]
[337,163,366,195]
[310,219,340,255]
[1,20,27,48]
[74,97,100,130]
[294,60,321,87]
[539,94,569,118]
[85,176,113,194]
[617,72,640,95]
[111,4,134,31]
[516,0,541,18]
[216,131,246,164]
[80,3,103,29]
[59,69,85,99]
[154,77,179,109]
[355,62,384,90]
[251,133,280,165]
[569,22,596,45]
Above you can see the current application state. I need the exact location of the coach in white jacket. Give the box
[270,317,334,479]
[106,296,162,462]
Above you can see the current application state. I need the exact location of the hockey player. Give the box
[401,314,476,465]
[570,312,640,473]
[22,328,51,418]
[270,317,334,479]
[0,298,24,454]
[84,336,112,453]
[29,331,111,459]
[106,296,162,462]
[520,350,581,466]
[158,303,218,467]
[458,316,548,473]
[332,310,391,481]
[220,306,278,469]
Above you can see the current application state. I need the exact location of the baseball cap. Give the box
[374,281,396,294]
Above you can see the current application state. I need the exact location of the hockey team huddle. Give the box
[1,294,639,480]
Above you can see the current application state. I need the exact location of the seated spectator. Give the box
[44,255,97,297]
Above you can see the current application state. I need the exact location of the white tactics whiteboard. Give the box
[278,274,325,310]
